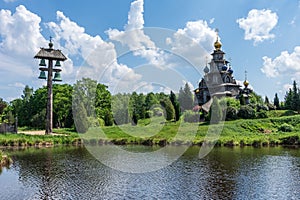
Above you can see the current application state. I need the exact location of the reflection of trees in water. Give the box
[11,148,81,199]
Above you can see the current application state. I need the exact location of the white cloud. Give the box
[0,5,47,57]
[107,0,167,68]
[261,46,300,78]
[0,5,47,101]
[8,82,25,88]
[47,10,141,89]
[166,20,216,69]
[237,9,278,45]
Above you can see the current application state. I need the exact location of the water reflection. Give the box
[0,146,299,199]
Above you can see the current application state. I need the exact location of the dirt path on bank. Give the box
[18,130,65,136]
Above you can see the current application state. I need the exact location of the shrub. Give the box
[256,111,268,119]
[278,123,293,132]
[257,104,269,112]
[225,106,238,121]
[183,110,200,123]
[238,105,256,119]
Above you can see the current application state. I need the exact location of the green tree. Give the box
[21,85,33,102]
[73,102,89,133]
[178,83,193,111]
[291,80,300,112]
[0,98,7,115]
[129,92,139,125]
[28,87,47,128]
[284,88,293,110]
[72,78,98,131]
[249,91,263,105]
[264,96,269,104]
[112,93,130,125]
[73,78,97,117]
[53,84,73,128]
[160,97,175,121]
[170,91,181,121]
[274,93,280,109]
[145,92,159,118]
[95,83,113,126]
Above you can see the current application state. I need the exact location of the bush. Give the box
[278,123,293,132]
[257,104,269,112]
[225,106,238,121]
[183,110,200,123]
[238,105,256,119]
[256,111,268,119]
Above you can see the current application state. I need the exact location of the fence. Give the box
[0,123,17,133]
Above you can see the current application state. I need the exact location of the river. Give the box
[0,146,299,199]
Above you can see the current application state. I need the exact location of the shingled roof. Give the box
[34,48,67,61]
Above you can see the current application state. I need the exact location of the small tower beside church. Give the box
[239,70,253,104]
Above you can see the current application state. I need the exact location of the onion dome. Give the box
[214,38,222,50]
[222,65,228,71]
[204,65,209,73]
[244,80,249,88]
[49,37,53,49]
[228,68,233,74]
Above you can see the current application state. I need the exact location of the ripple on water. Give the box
[0,146,299,199]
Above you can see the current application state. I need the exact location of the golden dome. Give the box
[214,38,222,50]
[243,80,249,87]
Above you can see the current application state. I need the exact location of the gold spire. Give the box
[214,29,222,50]
[243,70,249,87]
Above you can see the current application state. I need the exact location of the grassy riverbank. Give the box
[1,114,300,147]
[82,114,300,146]
[0,130,80,147]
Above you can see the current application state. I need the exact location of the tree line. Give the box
[0,78,194,132]
[0,79,299,131]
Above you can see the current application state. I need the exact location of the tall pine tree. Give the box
[274,93,280,109]
[178,82,193,111]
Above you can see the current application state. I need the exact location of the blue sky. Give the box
[1,0,300,102]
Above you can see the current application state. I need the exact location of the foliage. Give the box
[284,81,300,112]
[238,105,256,119]
[183,110,199,123]
[112,93,130,125]
[256,104,269,112]
[264,96,269,104]
[274,93,280,109]
[249,91,263,105]
[178,82,193,111]
[256,111,268,119]
[160,97,175,121]
[170,91,181,121]
[73,102,89,133]
[129,92,144,125]
[53,84,73,128]
[278,123,293,132]
[219,97,240,109]
[225,106,238,121]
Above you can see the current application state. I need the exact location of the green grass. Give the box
[0,131,80,147]
[1,112,300,147]
[82,114,300,146]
